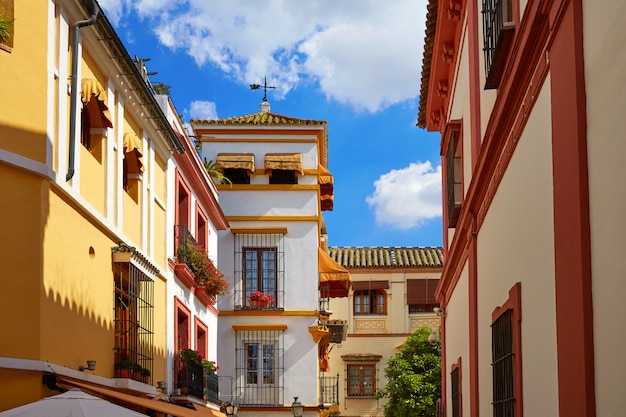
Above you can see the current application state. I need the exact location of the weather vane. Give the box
[250,77,277,102]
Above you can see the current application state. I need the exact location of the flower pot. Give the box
[195,286,217,307]
[249,300,270,309]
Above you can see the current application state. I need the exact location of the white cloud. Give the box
[189,100,218,120]
[366,161,442,230]
[99,0,429,113]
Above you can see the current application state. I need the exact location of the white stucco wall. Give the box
[444,263,469,417]
[476,79,558,417]
[218,191,319,217]
[583,1,626,415]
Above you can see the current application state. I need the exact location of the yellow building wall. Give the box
[0,164,45,359]
[0,1,48,162]
[154,203,167,269]
[41,188,117,376]
[122,116,143,243]
[152,275,167,382]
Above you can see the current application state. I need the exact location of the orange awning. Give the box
[318,164,334,185]
[124,132,144,173]
[215,153,255,174]
[319,247,351,298]
[264,153,303,175]
[81,78,113,128]
[59,378,225,417]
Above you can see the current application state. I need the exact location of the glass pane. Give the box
[246,344,258,384]
[263,344,275,384]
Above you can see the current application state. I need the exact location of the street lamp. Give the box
[223,402,238,416]
[291,396,304,417]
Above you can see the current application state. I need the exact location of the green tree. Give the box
[377,327,441,417]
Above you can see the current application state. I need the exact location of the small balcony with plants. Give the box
[173,225,229,306]
[173,349,219,405]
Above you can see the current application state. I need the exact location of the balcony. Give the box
[320,320,348,343]
[320,373,340,416]
[174,358,219,405]
[173,224,228,304]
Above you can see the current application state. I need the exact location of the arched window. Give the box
[353,290,387,315]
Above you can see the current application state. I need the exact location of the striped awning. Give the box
[215,153,255,173]
[264,153,303,175]
[81,78,112,128]
[123,132,143,173]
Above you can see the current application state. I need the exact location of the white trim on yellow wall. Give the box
[105,79,115,221]
[116,96,125,230]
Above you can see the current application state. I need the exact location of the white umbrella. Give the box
[0,388,147,417]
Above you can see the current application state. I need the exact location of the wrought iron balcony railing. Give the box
[320,373,340,407]
[174,224,198,264]
[174,358,220,404]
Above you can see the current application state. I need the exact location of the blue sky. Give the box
[99,0,442,248]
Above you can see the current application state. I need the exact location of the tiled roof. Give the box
[327,246,444,269]
[417,0,438,129]
[191,111,327,126]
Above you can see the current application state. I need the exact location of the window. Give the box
[113,261,154,384]
[491,283,522,417]
[451,358,462,417]
[235,328,284,406]
[175,301,191,350]
[354,290,387,315]
[346,363,377,397]
[482,0,515,89]
[196,208,208,250]
[224,168,251,184]
[265,153,302,184]
[195,318,208,360]
[215,153,254,184]
[234,232,285,309]
[443,122,462,227]
[81,79,113,161]
[407,279,440,313]
[269,169,297,184]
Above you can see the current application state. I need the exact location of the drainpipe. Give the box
[66,1,98,181]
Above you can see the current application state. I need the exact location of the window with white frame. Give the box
[234,233,284,309]
[235,328,284,406]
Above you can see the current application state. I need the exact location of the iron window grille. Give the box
[346,362,377,398]
[235,329,285,406]
[491,309,514,416]
[113,262,154,385]
[233,233,285,310]
[320,373,341,406]
[482,0,515,88]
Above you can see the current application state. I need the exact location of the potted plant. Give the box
[177,237,229,296]
[114,360,136,379]
[179,348,203,365]
[202,360,219,374]
[177,380,188,395]
[140,367,151,383]
[0,12,14,44]
[249,291,275,308]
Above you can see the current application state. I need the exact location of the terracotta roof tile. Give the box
[327,246,444,269]
[417,0,438,128]
[191,111,327,126]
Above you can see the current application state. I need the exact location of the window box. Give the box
[322,320,348,343]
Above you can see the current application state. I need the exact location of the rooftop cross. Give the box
[249,77,277,102]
